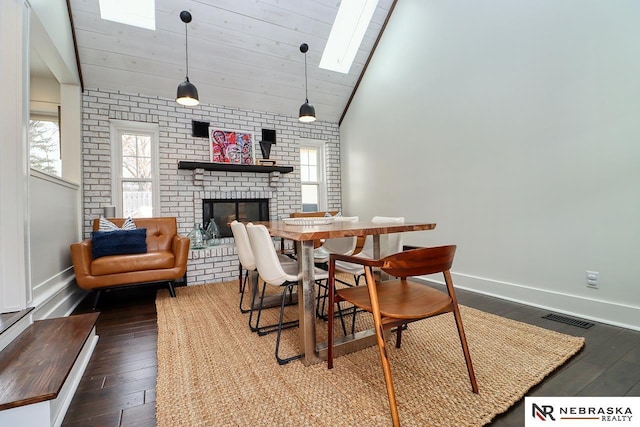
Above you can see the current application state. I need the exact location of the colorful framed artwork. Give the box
[209,128,254,165]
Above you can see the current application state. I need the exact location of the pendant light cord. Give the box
[184,22,190,80]
[304,51,309,102]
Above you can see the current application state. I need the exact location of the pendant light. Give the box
[176,10,199,106]
[298,43,316,123]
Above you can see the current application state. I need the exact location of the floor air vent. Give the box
[542,314,594,329]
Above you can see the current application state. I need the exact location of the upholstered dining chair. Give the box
[313,216,359,264]
[280,210,340,255]
[246,223,330,364]
[332,216,404,332]
[333,216,405,286]
[313,216,359,317]
[230,220,295,313]
[327,245,478,426]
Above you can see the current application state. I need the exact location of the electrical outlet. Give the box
[586,271,599,288]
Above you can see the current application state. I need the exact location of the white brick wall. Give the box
[81,89,341,284]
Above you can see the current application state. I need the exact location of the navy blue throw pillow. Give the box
[91,228,148,259]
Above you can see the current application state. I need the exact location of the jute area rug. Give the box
[156,279,584,427]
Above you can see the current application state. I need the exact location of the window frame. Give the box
[109,120,160,217]
[299,138,327,212]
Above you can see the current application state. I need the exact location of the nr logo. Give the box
[532,403,556,421]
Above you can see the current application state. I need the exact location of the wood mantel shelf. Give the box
[178,161,294,174]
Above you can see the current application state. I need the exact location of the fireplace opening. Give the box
[203,198,269,238]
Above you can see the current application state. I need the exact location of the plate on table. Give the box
[282,217,335,226]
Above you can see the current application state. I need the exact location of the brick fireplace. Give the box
[186,181,283,285]
[80,88,342,286]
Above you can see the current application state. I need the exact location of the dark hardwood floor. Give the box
[62,285,640,426]
[63,287,159,427]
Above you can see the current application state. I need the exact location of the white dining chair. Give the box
[333,216,405,283]
[313,216,359,317]
[333,216,405,332]
[246,223,330,364]
[313,216,359,264]
[230,220,295,313]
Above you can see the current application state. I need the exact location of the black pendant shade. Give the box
[298,43,316,123]
[299,101,316,123]
[176,11,199,106]
[177,78,199,106]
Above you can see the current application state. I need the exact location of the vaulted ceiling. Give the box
[66,0,396,123]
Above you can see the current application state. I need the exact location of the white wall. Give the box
[340,0,640,329]
[1,0,82,314]
[29,170,83,319]
[0,0,30,313]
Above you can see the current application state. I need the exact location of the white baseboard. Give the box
[31,271,87,320]
[417,272,640,331]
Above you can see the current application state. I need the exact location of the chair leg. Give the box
[315,279,329,319]
[363,267,401,427]
[92,290,102,310]
[250,281,299,335]
[445,270,479,394]
[238,263,243,293]
[249,281,268,332]
[275,283,303,365]
[336,301,348,336]
[395,324,408,348]
[328,261,336,369]
[168,281,176,298]
[316,280,325,318]
[239,270,252,313]
[451,304,479,393]
[334,276,360,334]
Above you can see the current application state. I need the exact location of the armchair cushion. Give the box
[91,228,148,259]
[90,250,175,276]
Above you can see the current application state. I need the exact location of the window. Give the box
[110,121,160,218]
[299,140,327,212]
[29,116,61,176]
[99,0,156,30]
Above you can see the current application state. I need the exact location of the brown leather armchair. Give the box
[70,217,189,308]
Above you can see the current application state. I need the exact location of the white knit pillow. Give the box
[122,217,136,230]
[99,216,137,231]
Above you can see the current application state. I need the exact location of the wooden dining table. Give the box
[254,219,436,366]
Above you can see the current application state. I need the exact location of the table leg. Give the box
[372,235,390,281]
[373,235,381,258]
[298,240,321,365]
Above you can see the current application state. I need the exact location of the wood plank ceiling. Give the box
[67,0,395,123]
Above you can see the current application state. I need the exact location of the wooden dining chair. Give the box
[327,245,478,426]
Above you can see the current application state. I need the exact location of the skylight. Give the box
[99,0,156,31]
[319,0,379,74]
